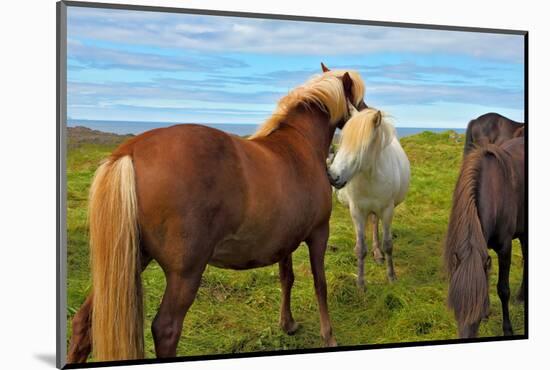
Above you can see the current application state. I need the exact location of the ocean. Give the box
[67,119,466,138]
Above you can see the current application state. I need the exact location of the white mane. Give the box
[337,107,396,174]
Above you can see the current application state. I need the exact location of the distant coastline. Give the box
[67,119,466,138]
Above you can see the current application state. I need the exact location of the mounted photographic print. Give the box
[56,1,527,368]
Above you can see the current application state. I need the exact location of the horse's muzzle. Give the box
[327,172,347,189]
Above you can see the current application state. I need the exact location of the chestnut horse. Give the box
[67,65,367,362]
[444,137,525,338]
[464,112,524,155]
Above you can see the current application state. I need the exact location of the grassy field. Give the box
[66,130,525,360]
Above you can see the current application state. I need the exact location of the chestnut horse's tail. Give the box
[444,148,493,329]
[88,155,143,361]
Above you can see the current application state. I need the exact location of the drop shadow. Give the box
[34,353,57,367]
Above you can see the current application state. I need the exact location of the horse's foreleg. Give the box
[67,294,93,363]
[279,254,299,335]
[306,226,337,347]
[381,207,396,282]
[350,205,367,288]
[497,243,513,336]
[371,214,384,264]
[517,235,527,302]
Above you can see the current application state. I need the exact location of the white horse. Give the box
[328,106,410,287]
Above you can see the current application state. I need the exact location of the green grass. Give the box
[66,131,525,360]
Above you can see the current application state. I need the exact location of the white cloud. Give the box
[68,7,524,62]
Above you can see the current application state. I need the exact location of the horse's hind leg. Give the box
[279,253,299,335]
[516,235,527,302]
[350,204,367,288]
[497,242,513,336]
[152,271,203,358]
[151,233,209,358]
[371,214,384,264]
[306,225,337,347]
[67,294,93,363]
[67,254,152,363]
[381,207,396,282]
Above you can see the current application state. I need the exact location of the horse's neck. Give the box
[271,106,334,161]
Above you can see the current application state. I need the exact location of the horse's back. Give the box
[471,113,523,128]
[465,113,524,153]
[128,125,246,203]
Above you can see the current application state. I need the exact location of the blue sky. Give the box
[67,7,525,128]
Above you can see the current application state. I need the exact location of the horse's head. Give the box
[327,108,393,189]
[321,63,368,129]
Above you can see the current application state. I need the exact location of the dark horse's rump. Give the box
[464,112,524,155]
[445,137,525,338]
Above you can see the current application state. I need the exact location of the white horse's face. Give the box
[327,148,358,189]
[327,107,383,189]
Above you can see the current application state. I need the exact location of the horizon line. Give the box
[67,118,468,130]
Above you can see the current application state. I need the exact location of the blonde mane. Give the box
[249,70,366,139]
[338,107,395,171]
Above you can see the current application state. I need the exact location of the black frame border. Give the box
[56,1,529,369]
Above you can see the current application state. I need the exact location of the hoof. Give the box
[515,291,525,303]
[325,337,338,347]
[281,320,300,335]
[67,350,89,364]
[373,250,385,264]
[387,273,397,283]
[503,328,514,336]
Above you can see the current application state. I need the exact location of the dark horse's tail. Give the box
[444,144,512,333]
[89,155,144,361]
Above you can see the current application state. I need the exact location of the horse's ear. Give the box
[321,62,330,73]
[342,72,354,102]
[375,111,382,127]
[513,126,524,138]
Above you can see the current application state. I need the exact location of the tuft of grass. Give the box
[66,131,524,360]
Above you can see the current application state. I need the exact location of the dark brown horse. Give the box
[67,66,367,362]
[464,112,524,154]
[445,137,525,338]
